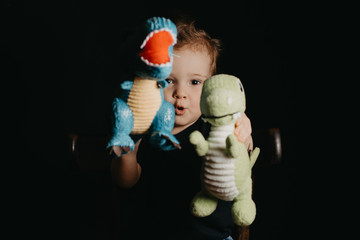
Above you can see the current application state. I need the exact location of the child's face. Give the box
[164,47,212,133]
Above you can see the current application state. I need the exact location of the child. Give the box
[111,19,253,240]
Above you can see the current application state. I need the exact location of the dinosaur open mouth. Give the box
[201,112,242,120]
[139,28,176,67]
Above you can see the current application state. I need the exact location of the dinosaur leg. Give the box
[149,100,180,151]
[190,191,218,217]
[107,97,135,153]
[232,197,256,226]
[231,178,256,226]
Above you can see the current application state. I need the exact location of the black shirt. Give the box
[116,118,234,240]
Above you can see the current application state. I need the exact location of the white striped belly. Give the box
[204,123,239,201]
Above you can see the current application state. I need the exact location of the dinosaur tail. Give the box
[249,147,260,168]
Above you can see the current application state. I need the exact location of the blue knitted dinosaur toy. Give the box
[108,17,181,155]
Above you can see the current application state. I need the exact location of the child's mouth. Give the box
[175,106,185,115]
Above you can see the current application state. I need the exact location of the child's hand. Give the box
[111,146,131,158]
[234,113,253,150]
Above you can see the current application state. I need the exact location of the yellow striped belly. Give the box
[127,77,162,135]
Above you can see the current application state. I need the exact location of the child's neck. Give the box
[171,120,198,135]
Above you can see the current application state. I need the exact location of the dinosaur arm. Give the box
[120,80,134,90]
[189,130,209,156]
[226,134,243,158]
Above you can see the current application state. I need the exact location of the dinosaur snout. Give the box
[200,74,246,126]
[202,89,243,117]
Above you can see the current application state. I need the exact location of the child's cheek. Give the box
[163,88,174,104]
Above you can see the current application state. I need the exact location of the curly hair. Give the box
[173,19,222,75]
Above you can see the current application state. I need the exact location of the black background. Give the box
[5,0,311,239]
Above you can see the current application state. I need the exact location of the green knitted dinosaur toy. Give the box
[189,74,260,226]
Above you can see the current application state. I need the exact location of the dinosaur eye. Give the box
[238,80,244,93]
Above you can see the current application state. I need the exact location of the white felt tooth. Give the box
[158,62,170,68]
[166,28,176,42]
[141,57,151,66]
[140,31,155,49]
[169,30,177,43]
[140,36,149,49]
[159,28,175,40]
[140,28,175,66]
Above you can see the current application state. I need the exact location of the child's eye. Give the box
[191,80,201,85]
[166,79,174,84]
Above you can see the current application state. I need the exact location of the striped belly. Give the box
[204,124,239,201]
[127,78,162,135]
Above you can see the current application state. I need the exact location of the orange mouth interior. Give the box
[139,30,174,65]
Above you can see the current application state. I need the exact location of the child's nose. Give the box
[174,88,187,99]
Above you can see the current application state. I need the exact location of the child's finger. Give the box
[111,146,131,158]
[235,128,248,142]
[234,113,252,142]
